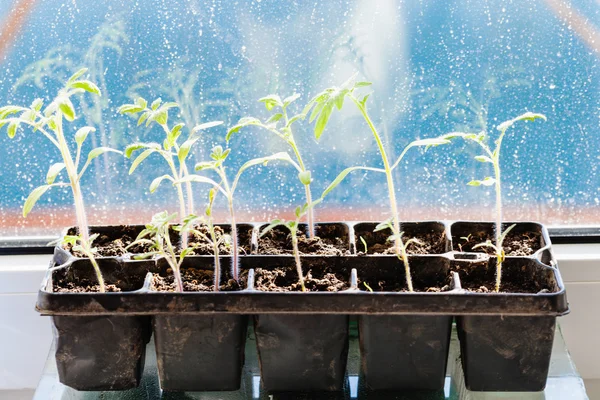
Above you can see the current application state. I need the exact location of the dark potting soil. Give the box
[187,225,252,255]
[461,272,553,294]
[53,277,122,293]
[150,268,243,292]
[454,230,541,256]
[256,226,348,256]
[65,226,149,257]
[357,275,452,293]
[254,267,349,292]
[356,229,447,255]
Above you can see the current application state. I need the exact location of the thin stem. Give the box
[349,94,413,292]
[209,222,221,292]
[88,254,106,293]
[291,230,306,292]
[55,116,90,243]
[181,162,195,216]
[492,128,508,293]
[216,166,239,281]
[165,229,184,292]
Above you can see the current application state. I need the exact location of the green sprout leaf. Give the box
[7,121,19,138]
[87,147,122,162]
[191,120,223,134]
[468,177,496,187]
[259,94,283,111]
[226,117,261,141]
[266,113,283,124]
[46,163,66,185]
[314,103,333,141]
[320,166,385,199]
[75,127,95,146]
[70,80,101,95]
[260,219,285,237]
[149,175,173,193]
[58,97,76,121]
[151,98,162,110]
[283,93,301,107]
[474,155,494,163]
[129,148,156,174]
[117,104,145,114]
[67,68,88,83]
[496,112,547,132]
[23,185,52,217]
[298,170,312,185]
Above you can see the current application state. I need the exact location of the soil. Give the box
[187,225,252,255]
[256,227,349,256]
[65,226,148,257]
[454,230,541,256]
[357,275,452,293]
[53,277,122,293]
[254,267,349,292]
[150,268,243,292]
[356,229,447,255]
[461,276,551,294]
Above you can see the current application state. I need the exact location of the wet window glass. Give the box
[0,0,598,240]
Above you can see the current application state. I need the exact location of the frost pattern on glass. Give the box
[0,0,598,238]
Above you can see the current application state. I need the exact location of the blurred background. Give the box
[1,0,599,239]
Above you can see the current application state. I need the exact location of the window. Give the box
[1,0,598,241]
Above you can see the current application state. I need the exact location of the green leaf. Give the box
[117,104,145,114]
[30,98,43,112]
[474,155,494,163]
[135,97,147,109]
[7,121,18,138]
[226,117,261,141]
[298,170,312,185]
[149,175,173,193]
[75,127,95,146]
[129,148,156,174]
[410,138,451,148]
[374,218,394,232]
[468,177,496,187]
[178,136,200,163]
[260,219,285,237]
[67,68,88,83]
[320,166,385,199]
[161,102,178,110]
[153,110,168,125]
[314,103,333,140]
[334,93,345,110]
[287,113,305,127]
[283,93,301,107]
[497,112,547,132]
[0,105,25,119]
[355,81,372,88]
[266,113,283,124]
[194,161,216,171]
[232,152,299,193]
[151,98,162,110]
[191,120,223,134]
[168,123,185,146]
[58,98,76,121]
[137,112,149,126]
[87,147,122,162]
[70,80,101,95]
[259,94,283,111]
[23,185,51,217]
[309,100,325,123]
[360,93,370,107]
[46,163,65,185]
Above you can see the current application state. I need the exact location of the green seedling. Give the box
[0,68,122,292]
[450,112,546,292]
[305,74,454,292]
[190,145,300,282]
[128,211,187,292]
[260,200,322,292]
[119,97,223,244]
[359,236,368,254]
[227,93,318,237]
[363,282,374,292]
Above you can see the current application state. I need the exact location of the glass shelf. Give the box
[34,321,588,400]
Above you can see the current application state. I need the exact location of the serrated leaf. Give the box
[474,155,493,163]
[67,68,88,83]
[135,97,147,109]
[178,136,200,162]
[23,185,51,217]
[298,170,312,185]
[46,163,65,184]
[153,110,168,125]
[137,112,149,126]
[75,127,95,146]
[259,94,283,111]
[58,98,76,121]
[309,100,325,123]
[87,147,122,162]
[360,93,370,107]
[129,148,155,174]
[70,80,101,95]
[191,120,223,133]
[168,123,185,146]
[149,175,173,193]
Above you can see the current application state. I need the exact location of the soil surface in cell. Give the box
[53,277,123,293]
[256,225,349,255]
[357,275,452,293]
[66,226,148,257]
[460,273,552,294]
[254,267,349,292]
[150,268,243,292]
[187,225,252,255]
[454,230,541,256]
[356,229,447,255]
